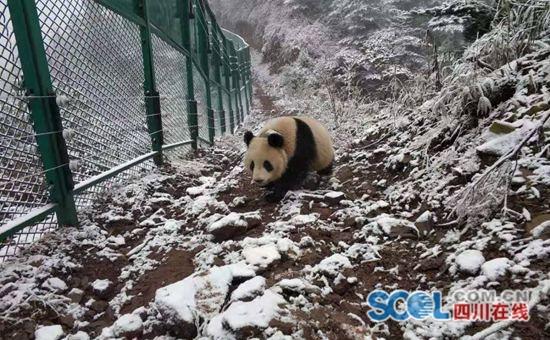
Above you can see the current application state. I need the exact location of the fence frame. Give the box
[0,0,253,250]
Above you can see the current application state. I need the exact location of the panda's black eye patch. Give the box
[264,161,273,172]
[250,161,254,171]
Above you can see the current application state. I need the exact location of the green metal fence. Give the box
[0,0,252,261]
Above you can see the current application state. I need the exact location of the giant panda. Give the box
[243,116,334,202]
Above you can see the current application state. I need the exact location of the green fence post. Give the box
[223,36,235,133]
[194,0,215,144]
[211,26,226,134]
[7,0,78,226]
[181,0,198,150]
[240,50,250,116]
[246,47,253,112]
[136,0,163,165]
[228,42,241,126]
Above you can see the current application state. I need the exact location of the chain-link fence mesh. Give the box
[0,0,251,262]
[0,0,58,259]
[222,89,232,132]
[193,67,209,143]
[35,0,153,207]
[210,84,223,136]
[151,34,192,160]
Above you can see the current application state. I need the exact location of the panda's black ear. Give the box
[244,131,254,147]
[267,133,284,148]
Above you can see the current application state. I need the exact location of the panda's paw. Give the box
[264,190,285,203]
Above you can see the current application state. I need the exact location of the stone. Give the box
[68,288,85,304]
[90,300,109,313]
[58,314,75,328]
[489,120,517,134]
[323,191,346,205]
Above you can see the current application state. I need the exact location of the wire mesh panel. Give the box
[0,0,57,260]
[210,83,223,136]
[222,89,232,132]
[192,66,209,142]
[35,0,153,206]
[151,34,191,160]
[241,85,248,116]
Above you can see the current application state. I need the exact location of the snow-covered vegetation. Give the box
[1,0,549,339]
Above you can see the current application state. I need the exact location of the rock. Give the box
[419,256,445,271]
[106,235,125,248]
[57,315,75,328]
[333,275,353,295]
[65,331,90,340]
[41,277,68,293]
[313,254,352,277]
[90,300,109,313]
[112,314,143,338]
[91,279,112,298]
[22,319,36,334]
[456,249,485,275]
[323,191,346,204]
[367,214,419,239]
[530,221,550,240]
[525,102,549,115]
[489,120,517,134]
[415,211,436,235]
[208,212,261,242]
[68,288,85,303]
[231,276,266,302]
[275,278,321,296]
[243,244,281,270]
[154,263,255,339]
[35,325,64,340]
[481,258,512,280]
[206,291,286,338]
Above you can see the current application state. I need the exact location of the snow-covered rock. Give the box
[275,278,321,295]
[208,211,261,242]
[91,279,111,293]
[455,250,485,275]
[290,214,318,226]
[154,262,256,337]
[313,254,352,277]
[112,313,143,337]
[366,214,419,238]
[481,258,512,281]
[35,325,64,340]
[324,191,346,204]
[531,221,550,239]
[206,290,286,338]
[65,331,90,340]
[41,277,68,293]
[231,276,266,302]
[476,119,536,156]
[344,243,379,262]
[243,244,281,269]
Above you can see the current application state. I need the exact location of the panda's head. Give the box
[243,130,288,186]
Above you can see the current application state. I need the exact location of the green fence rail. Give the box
[0,0,252,261]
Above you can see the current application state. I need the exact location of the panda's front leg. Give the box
[264,169,306,203]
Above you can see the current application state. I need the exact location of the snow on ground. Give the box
[1,15,550,340]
